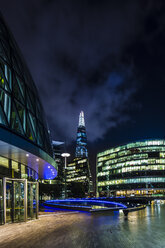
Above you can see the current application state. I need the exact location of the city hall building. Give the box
[0,14,57,224]
[97,140,165,197]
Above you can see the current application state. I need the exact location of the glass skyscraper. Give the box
[75,111,88,158]
[0,13,57,224]
[66,111,93,197]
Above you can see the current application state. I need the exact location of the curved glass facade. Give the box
[0,13,53,156]
[97,140,165,196]
[0,13,57,224]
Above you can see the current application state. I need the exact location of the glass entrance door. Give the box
[3,178,38,224]
[14,181,25,222]
[5,179,26,223]
[27,182,38,219]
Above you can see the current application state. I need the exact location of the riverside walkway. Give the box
[0,204,165,248]
[0,211,83,248]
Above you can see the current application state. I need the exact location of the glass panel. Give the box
[38,122,44,147]
[0,67,7,91]
[21,164,28,179]
[26,90,35,115]
[15,101,26,132]
[12,161,19,172]
[35,172,38,180]
[13,181,24,222]
[27,167,34,180]
[6,180,25,223]
[0,179,3,225]
[26,115,36,142]
[13,76,24,103]
[0,104,7,125]
[36,104,41,120]
[0,89,11,123]
[0,62,11,91]
[27,183,37,219]
[4,64,12,90]
[27,167,30,179]
[16,76,24,97]
[0,156,8,168]
[29,113,36,136]
[12,161,19,178]
[37,126,43,147]
[11,104,24,135]
[31,169,34,179]
[28,90,35,112]
[6,181,12,223]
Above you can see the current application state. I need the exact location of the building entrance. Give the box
[3,178,38,224]
[27,182,38,220]
[5,179,25,223]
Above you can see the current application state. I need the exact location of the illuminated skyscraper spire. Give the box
[79,111,85,127]
[75,111,88,158]
[66,111,93,197]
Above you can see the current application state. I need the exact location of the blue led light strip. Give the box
[45,199,127,209]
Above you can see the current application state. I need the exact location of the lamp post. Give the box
[61,153,70,199]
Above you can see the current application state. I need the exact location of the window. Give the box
[0,156,8,168]
[21,164,27,179]
[12,161,19,172]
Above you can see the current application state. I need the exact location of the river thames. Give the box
[0,202,165,248]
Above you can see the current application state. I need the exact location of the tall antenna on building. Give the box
[78,111,85,127]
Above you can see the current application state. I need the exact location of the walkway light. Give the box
[61,152,70,198]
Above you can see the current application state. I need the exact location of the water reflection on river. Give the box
[67,202,165,248]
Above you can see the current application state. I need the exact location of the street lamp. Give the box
[61,153,70,198]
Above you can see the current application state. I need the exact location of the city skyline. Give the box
[1,1,165,156]
[0,2,165,248]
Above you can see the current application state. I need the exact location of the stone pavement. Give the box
[0,212,87,248]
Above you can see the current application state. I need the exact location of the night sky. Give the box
[1,0,165,178]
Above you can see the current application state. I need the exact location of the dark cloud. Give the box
[1,0,165,145]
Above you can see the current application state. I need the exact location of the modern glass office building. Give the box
[0,13,57,224]
[66,157,92,197]
[67,157,90,183]
[97,140,165,197]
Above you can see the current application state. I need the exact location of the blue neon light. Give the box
[45,199,127,209]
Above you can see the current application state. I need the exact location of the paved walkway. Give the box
[0,212,87,248]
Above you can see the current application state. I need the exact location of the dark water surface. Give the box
[67,203,165,248]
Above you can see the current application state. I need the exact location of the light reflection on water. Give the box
[66,203,165,248]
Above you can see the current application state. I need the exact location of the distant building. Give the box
[97,139,165,197]
[40,141,65,199]
[66,111,93,197]
[52,141,65,185]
